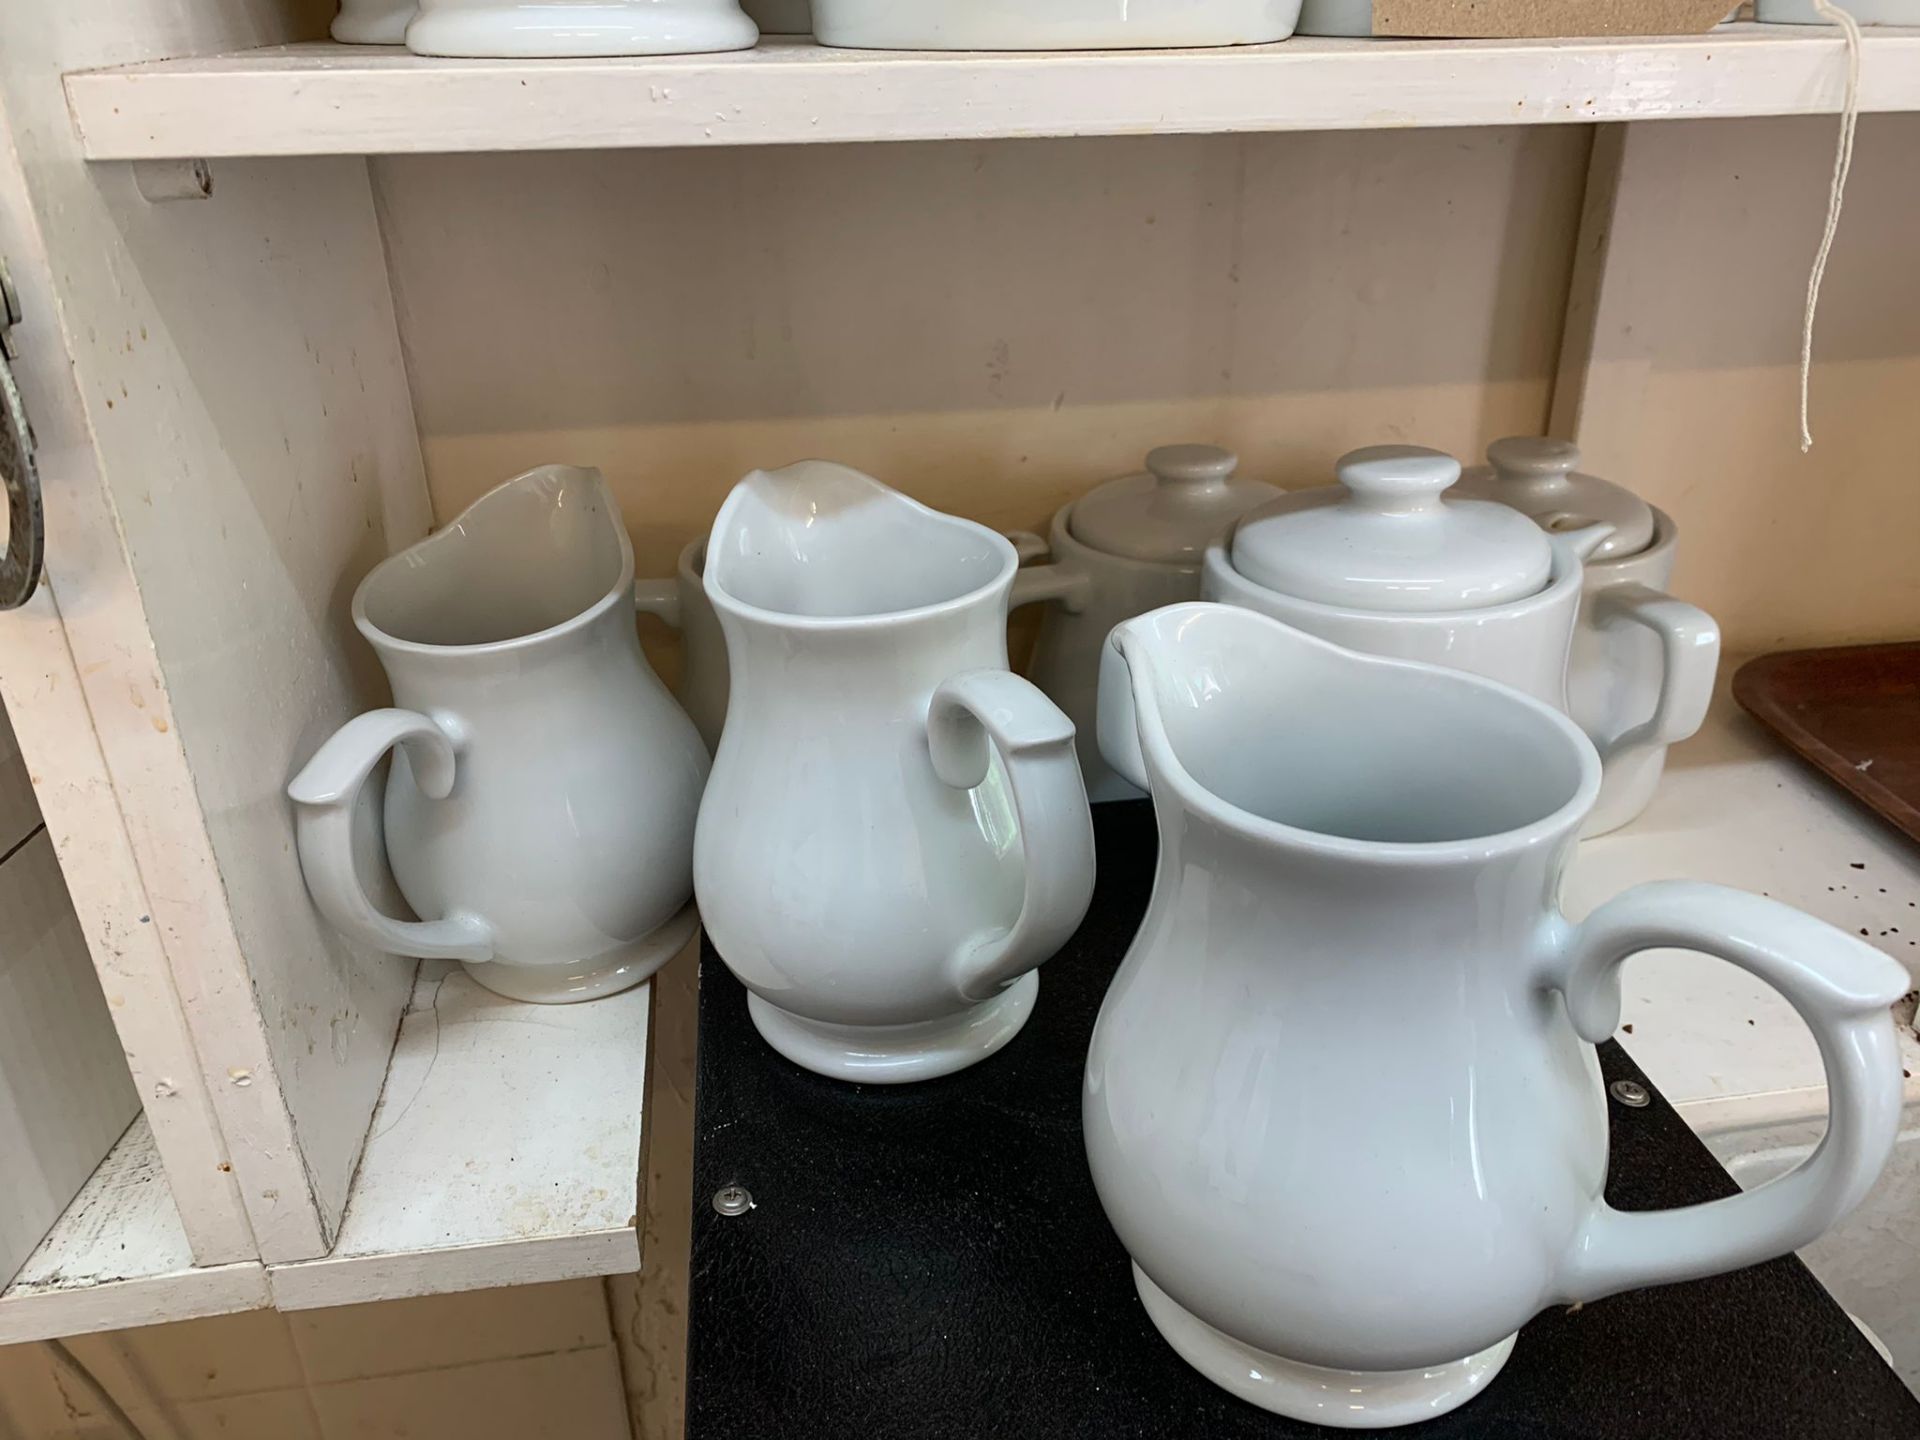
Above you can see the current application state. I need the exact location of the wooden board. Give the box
[3,1,434,1263]
[1375,0,1736,36]
[1733,644,1920,847]
[266,952,663,1311]
[63,26,1920,161]
[0,74,257,1267]
[0,1118,269,1345]
[0,705,42,856]
[0,830,141,1287]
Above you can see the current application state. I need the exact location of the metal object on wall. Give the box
[0,257,45,611]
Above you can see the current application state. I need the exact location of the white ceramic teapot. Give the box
[288,466,709,1003]
[694,461,1097,1083]
[1203,444,1606,710]
[1456,437,1719,835]
[1087,603,1907,1427]
[1020,444,1279,803]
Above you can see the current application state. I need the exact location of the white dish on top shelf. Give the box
[1755,0,1917,21]
[811,0,1302,49]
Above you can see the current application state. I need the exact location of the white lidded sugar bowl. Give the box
[694,461,1096,1083]
[287,465,709,1003]
[1019,444,1280,803]
[1203,443,1604,709]
[1456,437,1720,836]
[406,0,757,56]
[1089,601,1907,1427]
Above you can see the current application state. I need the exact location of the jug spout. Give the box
[1100,603,1599,854]
[355,464,631,653]
[705,459,1011,623]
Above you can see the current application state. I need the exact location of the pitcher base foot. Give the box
[1132,1263,1515,1429]
[747,971,1038,1083]
[464,902,700,1004]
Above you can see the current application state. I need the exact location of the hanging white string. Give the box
[1798,0,1863,452]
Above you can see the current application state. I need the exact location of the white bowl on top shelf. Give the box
[405,0,759,56]
[811,0,1303,49]
[1755,0,1916,21]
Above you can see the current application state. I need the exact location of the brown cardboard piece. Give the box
[1371,0,1736,36]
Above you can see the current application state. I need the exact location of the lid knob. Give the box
[1228,443,1555,613]
[1336,445,1462,513]
[1486,436,1581,487]
[1461,435,1657,562]
[1065,442,1278,564]
[1145,444,1239,488]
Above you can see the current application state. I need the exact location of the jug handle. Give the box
[287,709,495,962]
[1545,881,1906,1305]
[634,578,683,630]
[1005,530,1051,566]
[926,670,1096,1003]
[1589,583,1720,758]
[1004,533,1094,615]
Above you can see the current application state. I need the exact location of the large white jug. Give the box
[695,461,1096,1083]
[1088,602,1907,1427]
[289,465,709,1003]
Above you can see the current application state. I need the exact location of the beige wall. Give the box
[1571,114,1920,654]
[375,125,1589,577]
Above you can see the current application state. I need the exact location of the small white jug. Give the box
[289,466,709,1003]
[1089,603,1906,1428]
[695,461,1096,1083]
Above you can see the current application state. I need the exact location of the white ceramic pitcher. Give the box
[1088,602,1906,1428]
[694,461,1097,1084]
[288,466,709,1003]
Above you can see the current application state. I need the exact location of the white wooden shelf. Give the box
[0,956,660,1342]
[63,25,1920,161]
[0,1119,268,1345]
[267,959,655,1311]
[1567,672,1920,1137]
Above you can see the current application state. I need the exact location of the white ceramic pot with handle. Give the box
[694,461,1096,1083]
[1203,444,1605,708]
[406,0,757,55]
[1457,437,1720,836]
[1090,602,1908,1427]
[1017,445,1279,803]
[287,466,709,1003]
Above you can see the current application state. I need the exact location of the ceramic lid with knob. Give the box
[1456,437,1655,563]
[1228,445,1555,613]
[1066,444,1281,564]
